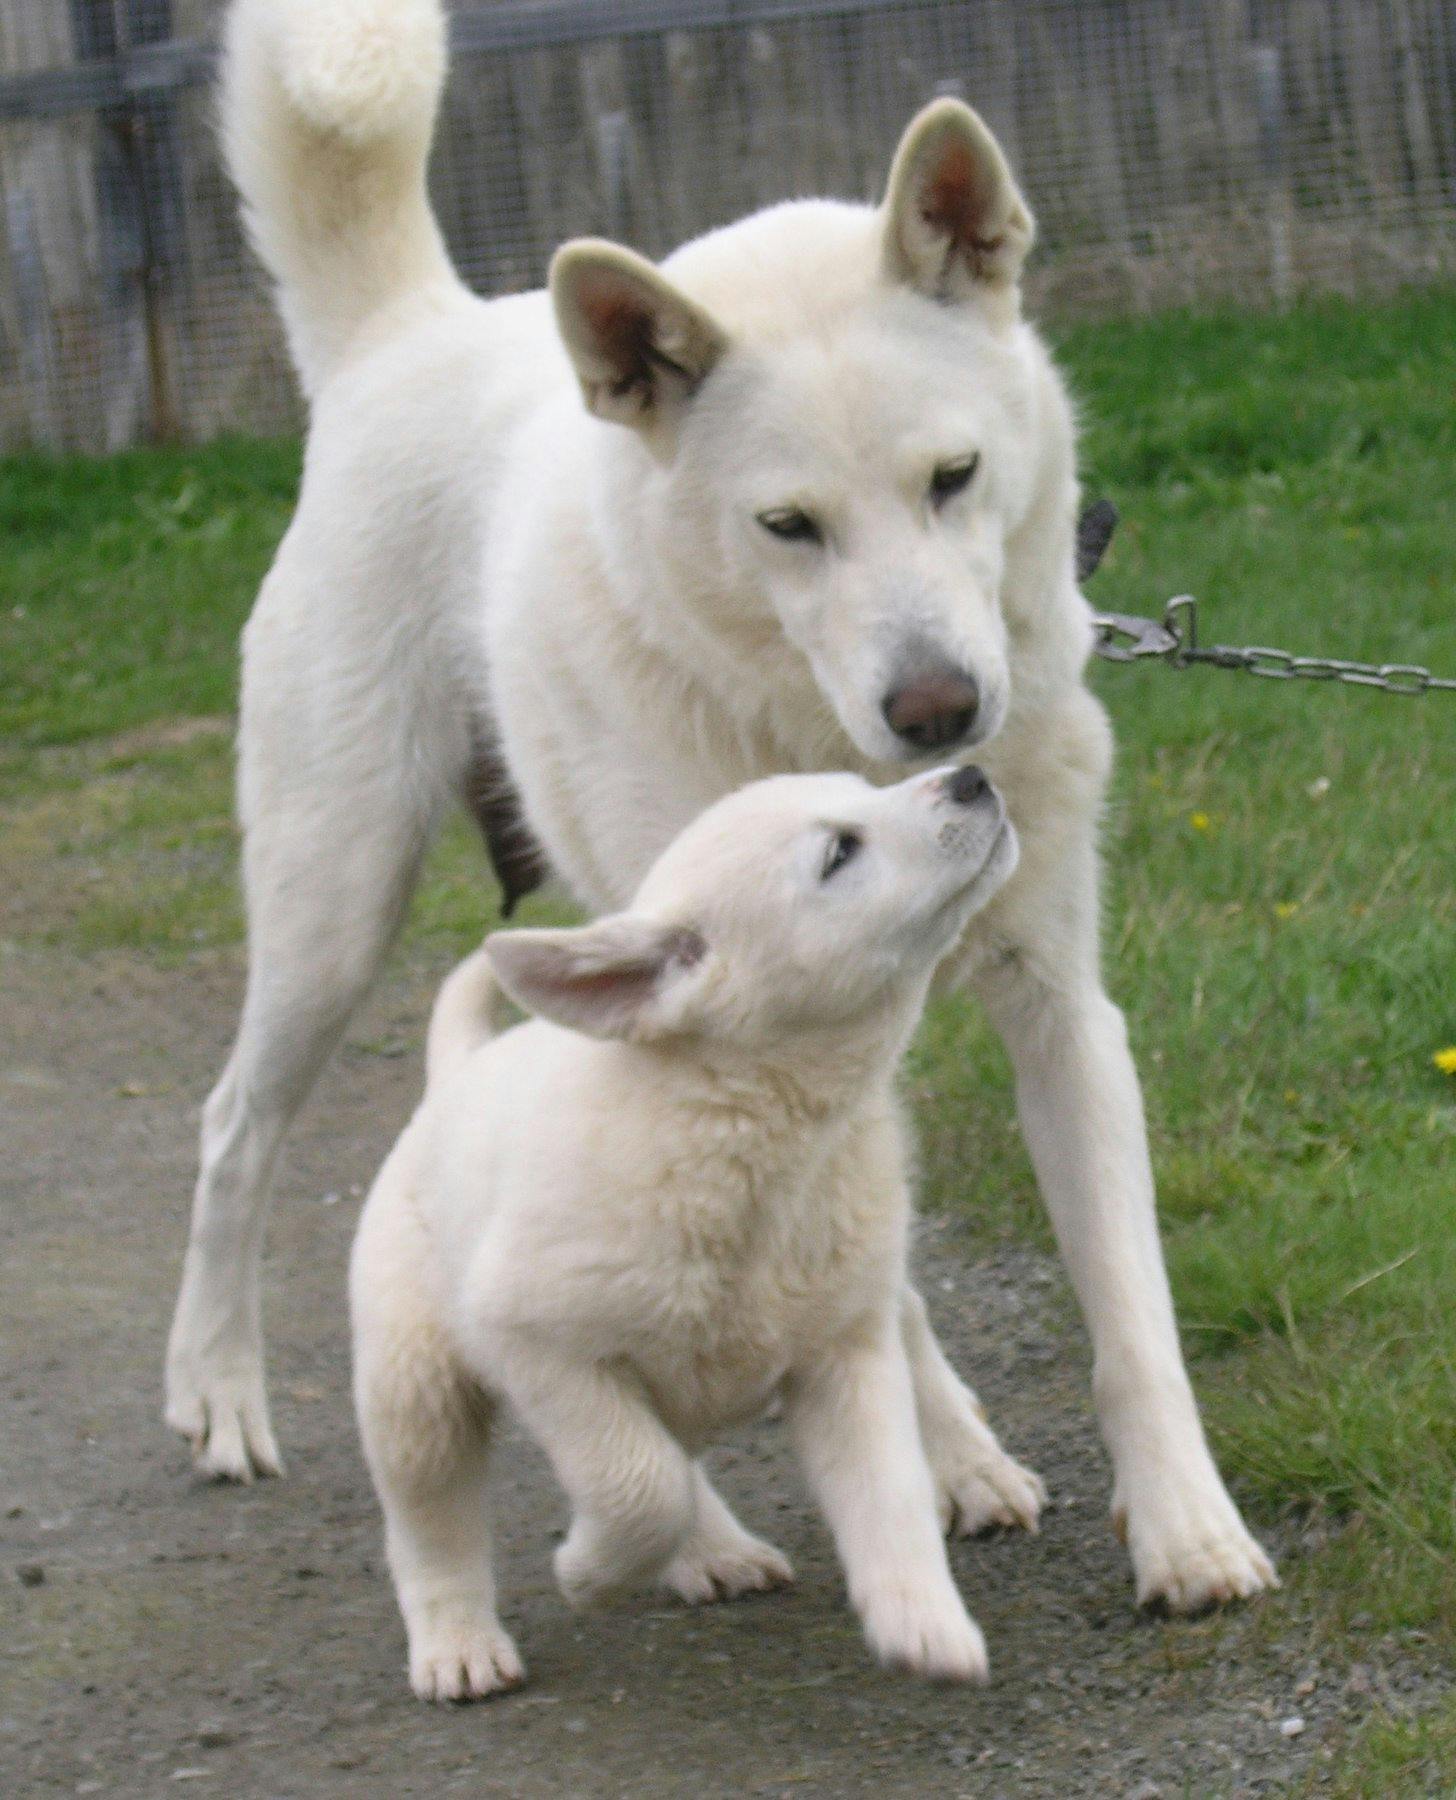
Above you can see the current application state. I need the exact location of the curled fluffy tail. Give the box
[425,946,514,1089]
[222,0,456,396]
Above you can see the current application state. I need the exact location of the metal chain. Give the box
[1091,595,1456,695]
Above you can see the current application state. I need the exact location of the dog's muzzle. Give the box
[881,664,979,753]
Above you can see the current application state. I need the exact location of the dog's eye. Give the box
[820,829,862,881]
[757,507,823,545]
[929,453,980,507]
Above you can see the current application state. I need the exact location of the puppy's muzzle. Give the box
[943,763,990,808]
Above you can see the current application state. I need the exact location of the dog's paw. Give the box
[1115,1480,1278,1614]
[165,1363,284,1484]
[664,1532,793,1605]
[554,1525,645,1608]
[858,1575,989,1683]
[408,1621,525,1703]
[934,1441,1046,1538]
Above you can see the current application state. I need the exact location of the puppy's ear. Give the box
[484,916,708,1041]
[881,100,1034,306]
[550,240,729,434]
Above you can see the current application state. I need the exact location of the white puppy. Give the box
[350,764,1037,1700]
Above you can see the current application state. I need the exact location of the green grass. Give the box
[4,290,1456,1786]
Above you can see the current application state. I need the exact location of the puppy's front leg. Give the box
[787,1320,988,1682]
[501,1352,696,1606]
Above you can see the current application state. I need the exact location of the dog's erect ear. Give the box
[881,100,1034,304]
[550,240,730,432]
[484,916,708,1041]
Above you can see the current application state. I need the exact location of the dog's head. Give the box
[484,765,1017,1047]
[550,100,1055,767]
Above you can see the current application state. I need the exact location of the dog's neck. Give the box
[607,991,922,1166]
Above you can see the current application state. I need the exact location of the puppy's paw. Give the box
[408,1622,525,1703]
[554,1524,650,1608]
[859,1576,989,1684]
[934,1440,1046,1538]
[664,1532,793,1605]
[1115,1478,1278,1614]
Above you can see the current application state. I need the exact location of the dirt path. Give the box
[0,945,1429,1798]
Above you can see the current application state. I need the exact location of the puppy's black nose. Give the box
[945,764,990,807]
[881,668,979,752]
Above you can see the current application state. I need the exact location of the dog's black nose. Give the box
[945,764,990,807]
[882,668,979,752]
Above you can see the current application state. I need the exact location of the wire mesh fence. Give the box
[4,0,1456,451]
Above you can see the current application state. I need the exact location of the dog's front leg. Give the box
[787,1320,988,1681]
[972,906,1276,1613]
[499,1351,697,1606]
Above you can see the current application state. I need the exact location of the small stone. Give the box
[1345,1663,1376,1697]
[1279,1716,1306,1739]
[1128,1782,1163,1800]
[1294,1676,1316,1698]
[1349,1611,1374,1631]
[16,1563,44,1587]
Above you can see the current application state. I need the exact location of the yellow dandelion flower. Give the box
[1435,1047,1456,1076]
[1274,901,1300,920]
[1190,811,1211,833]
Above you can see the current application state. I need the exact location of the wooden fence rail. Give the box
[3,0,1456,451]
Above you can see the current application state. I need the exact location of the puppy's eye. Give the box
[929,453,980,508]
[757,507,823,545]
[820,829,862,881]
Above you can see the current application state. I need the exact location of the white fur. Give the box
[353,767,1027,1695]
[168,0,1275,1619]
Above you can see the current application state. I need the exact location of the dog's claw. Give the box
[934,1449,1046,1539]
[664,1536,794,1605]
[409,1625,525,1703]
[861,1578,990,1684]
[1117,1484,1278,1614]
[166,1379,284,1483]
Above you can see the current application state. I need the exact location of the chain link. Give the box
[1091,596,1456,696]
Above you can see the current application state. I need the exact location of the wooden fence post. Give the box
[68,0,181,445]
[1250,42,1292,307]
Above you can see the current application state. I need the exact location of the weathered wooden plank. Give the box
[5,0,1456,448]
[1,0,99,446]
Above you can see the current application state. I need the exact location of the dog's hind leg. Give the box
[900,1284,1045,1538]
[351,1168,523,1703]
[166,692,447,1480]
[499,1353,698,1606]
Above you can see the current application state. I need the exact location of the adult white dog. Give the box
[168,0,1275,1613]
